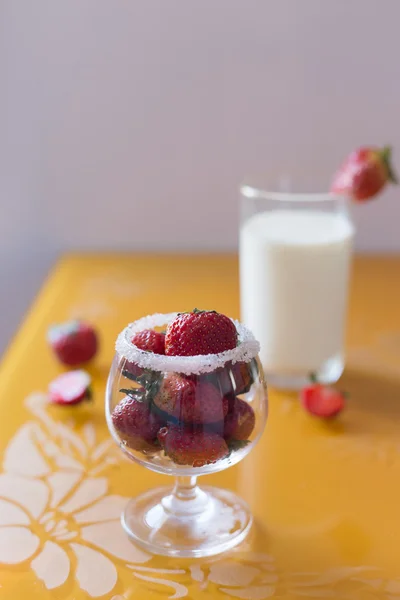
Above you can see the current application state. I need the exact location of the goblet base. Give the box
[122,484,252,558]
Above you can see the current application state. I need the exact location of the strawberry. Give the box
[111,396,163,452]
[209,361,255,396]
[124,329,165,379]
[49,370,92,405]
[48,320,98,366]
[153,374,228,424]
[231,361,256,394]
[224,397,255,441]
[132,329,166,354]
[300,384,345,418]
[158,425,229,467]
[331,145,398,202]
[165,309,238,356]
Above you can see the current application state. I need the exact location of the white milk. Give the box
[240,210,354,379]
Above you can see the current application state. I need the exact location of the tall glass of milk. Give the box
[239,182,354,389]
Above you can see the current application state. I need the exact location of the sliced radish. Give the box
[49,370,92,405]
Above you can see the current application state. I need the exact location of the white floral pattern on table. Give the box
[0,394,150,597]
[1,393,400,599]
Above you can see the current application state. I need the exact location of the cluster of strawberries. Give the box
[111,310,257,468]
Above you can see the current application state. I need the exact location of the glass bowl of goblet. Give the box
[105,312,268,558]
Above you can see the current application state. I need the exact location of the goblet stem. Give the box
[173,476,198,500]
[162,475,209,517]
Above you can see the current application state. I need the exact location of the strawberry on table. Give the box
[158,425,229,467]
[153,374,228,425]
[111,396,163,453]
[331,145,398,202]
[165,309,238,356]
[48,320,98,366]
[300,382,345,418]
[49,370,92,405]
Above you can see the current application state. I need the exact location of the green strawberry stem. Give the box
[380,146,398,184]
[136,371,162,397]
[309,372,318,384]
[177,308,217,316]
[227,439,250,455]
[120,369,162,405]
[119,388,144,399]
[122,369,138,382]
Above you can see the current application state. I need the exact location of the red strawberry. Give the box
[300,384,345,418]
[48,320,98,366]
[210,361,255,396]
[153,374,228,424]
[231,362,255,394]
[49,370,92,405]
[111,396,163,452]
[158,425,229,467]
[165,309,238,356]
[224,398,255,441]
[331,145,398,202]
[124,329,166,379]
[132,329,166,354]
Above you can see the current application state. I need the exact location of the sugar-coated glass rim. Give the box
[240,184,347,203]
[115,312,260,375]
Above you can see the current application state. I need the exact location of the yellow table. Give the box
[1,254,400,600]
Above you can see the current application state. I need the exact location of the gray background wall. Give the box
[1,0,399,352]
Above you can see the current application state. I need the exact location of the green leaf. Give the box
[381,145,398,184]
[227,439,250,455]
[177,308,217,316]
[119,388,146,401]
[122,369,139,382]
[122,369,163,406]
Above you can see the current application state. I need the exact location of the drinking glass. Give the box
[240,182,354,390]
[105,313,268,557]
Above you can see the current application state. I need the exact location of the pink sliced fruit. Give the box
[49,370,92,405]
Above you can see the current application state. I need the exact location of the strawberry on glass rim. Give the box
[331,145,398,202]
[165,308,238,356]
